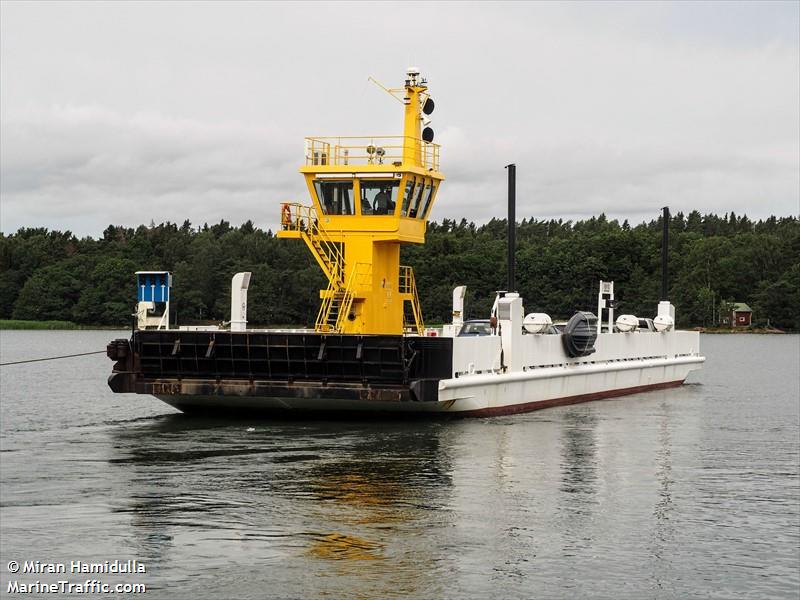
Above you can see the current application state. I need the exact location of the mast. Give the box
[402,68,424,167]
[506,164,516,292]
[661,206,670,301]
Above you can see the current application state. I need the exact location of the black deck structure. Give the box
[108,330,453,411]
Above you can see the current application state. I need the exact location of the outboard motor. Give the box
[562,311,598,357]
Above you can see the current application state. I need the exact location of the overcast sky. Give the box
[1,1,798,237]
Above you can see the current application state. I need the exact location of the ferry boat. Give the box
[106,68,705,417]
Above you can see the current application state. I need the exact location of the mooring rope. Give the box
[0,350,107,367]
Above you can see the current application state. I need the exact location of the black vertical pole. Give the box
[661,206,670,301]
[506,164,516,292]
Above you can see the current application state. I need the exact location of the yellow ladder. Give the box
[399,266,425,336]
[315,263,371,333]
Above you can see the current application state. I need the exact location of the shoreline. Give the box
[0,320,124,331]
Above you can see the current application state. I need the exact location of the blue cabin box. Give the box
[135,271,172,303]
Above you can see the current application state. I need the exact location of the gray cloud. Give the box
[1,1,797,236]
[1,105,304,233]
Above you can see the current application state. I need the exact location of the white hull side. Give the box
[436,355,703,416]
[157,355,704,417]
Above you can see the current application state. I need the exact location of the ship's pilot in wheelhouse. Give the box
[361,180,399,215]
[312,177,437,219]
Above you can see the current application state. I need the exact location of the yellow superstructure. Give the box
[278,69,444,335]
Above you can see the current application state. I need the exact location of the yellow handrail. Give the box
[314,263,371,334]
[334,263,371,332]
[305,136,440,171]
[314,279,339,333]
[281,203,345,288]
[399,266,424,335]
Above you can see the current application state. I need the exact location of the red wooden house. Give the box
[721,302,753,327]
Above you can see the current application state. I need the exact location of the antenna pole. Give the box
[661,206,670,301]
[506,164,516,293]
[367,76,405,104]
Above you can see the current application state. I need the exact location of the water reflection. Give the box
[108,416,454,597]
[653,402,675,532]
[650,400,677,593]
[559,407,599,498]
[493,427,518,489]
[307,531,383,561]
[558,407,599,559]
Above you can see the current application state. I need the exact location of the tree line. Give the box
[1,211,798,330]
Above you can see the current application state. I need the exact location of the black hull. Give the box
[108,330,453,407]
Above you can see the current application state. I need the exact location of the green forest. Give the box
[1,211,798,330]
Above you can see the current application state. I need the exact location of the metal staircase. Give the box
[316,263,371,333]
[399,266,425,336]
[281,203,424,335]
[281,203,345,288]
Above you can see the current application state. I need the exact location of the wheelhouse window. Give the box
[418,182,436,219]
[400,178,417,217]
[408,177,427,218]
[360,180,399,215]
[315,180,354,215]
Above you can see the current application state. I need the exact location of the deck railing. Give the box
[304,136,440,171]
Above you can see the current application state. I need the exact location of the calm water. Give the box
[1,331,798,599]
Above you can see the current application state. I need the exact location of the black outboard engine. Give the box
[562,311,598,357]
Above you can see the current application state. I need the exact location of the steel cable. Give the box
[0,350,107,367]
